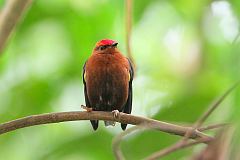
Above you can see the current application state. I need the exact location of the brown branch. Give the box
[144,82,239,160]
[145,125,231,160]
[144,138,210,160]
[181,81,239,144]
[112,126,142,160]
[198,123,229,132]
[183,81,239,141]
[0,0,32,54]
[0,111,213,142]
[125,0,136,69]
[191,127,234,160]
[112,123,225,160]
[195,81,239,127]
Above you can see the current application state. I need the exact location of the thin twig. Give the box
[144,81,239,159]
[181,80,239,142]
[191,127,234,160]
[183,81,239,141]
[198,123,229,132]
[144,138,210,160]
[232,26,240,45]
[112,126,143,160]
[0,0,32,54]
[0,111,213,142]
[125,0,136,69]
[112,123,224,160]
[195,81,240,128]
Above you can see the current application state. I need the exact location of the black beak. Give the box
[112,42,118,47]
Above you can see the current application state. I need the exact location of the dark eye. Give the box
[99,46,107,50]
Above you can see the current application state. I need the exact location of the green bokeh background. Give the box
[0,0,239,159]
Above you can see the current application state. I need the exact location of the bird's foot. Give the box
[112,110,120,119]
[81,105,93,112]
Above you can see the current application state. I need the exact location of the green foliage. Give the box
[0,0,4,7]
[0,0,240,159]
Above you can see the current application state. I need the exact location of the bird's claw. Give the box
[81,105,93,112]
[112,110,120,119]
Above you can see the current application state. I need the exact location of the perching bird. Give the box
[83,39,134,130]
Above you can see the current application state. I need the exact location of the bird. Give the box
[82,39,134,130]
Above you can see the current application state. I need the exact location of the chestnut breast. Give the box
[85,52,130,111]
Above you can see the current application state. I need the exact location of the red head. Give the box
[93,39,118,54]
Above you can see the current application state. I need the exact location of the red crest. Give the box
[96,39,117,47]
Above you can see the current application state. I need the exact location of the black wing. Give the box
[121,58,134,130]
[83,61,98,130]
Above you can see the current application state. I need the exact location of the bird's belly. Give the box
[87,66,129,111]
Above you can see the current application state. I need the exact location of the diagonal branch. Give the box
[180,81,239,144]
[144,138,210,160]
[0,0,32,54]
[125,0,136,69]
[195,80,240,127]
[232,26,240,45]
[112,126,143,160]
[144,81,239,160]
[0,111,213,142]
[112,123,226,160]
[198,123,229,132]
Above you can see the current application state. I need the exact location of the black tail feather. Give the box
[121,123,127,130]
[121,82,133,130]
[90,120,99,130]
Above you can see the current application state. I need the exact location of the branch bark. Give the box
[0,0,32,54]
[144,138,210,160]
[144,81,239,160]
[198,123,229,132]
[0,111,213,142]
[112,123,227,160]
